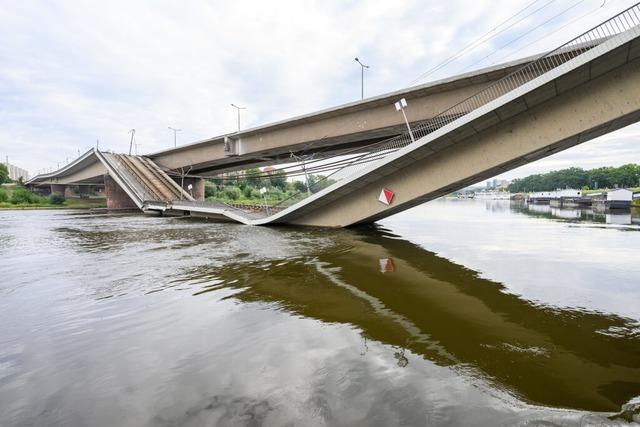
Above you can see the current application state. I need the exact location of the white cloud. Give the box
[0,0,638,176]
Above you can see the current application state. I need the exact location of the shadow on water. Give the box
[182,224,639,413]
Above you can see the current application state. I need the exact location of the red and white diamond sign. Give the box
[378,188,394,205]
[379,258,395,273]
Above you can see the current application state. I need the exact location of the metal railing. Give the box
[210,4,640,219]
[103,153,162,202]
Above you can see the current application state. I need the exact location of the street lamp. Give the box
[354,57,370,100]
[259,186,270,215]
[128,129,136,155]
[168,126,182,148]
[230,103,246,132]
[290,152,315,197]
[394,98,415,143]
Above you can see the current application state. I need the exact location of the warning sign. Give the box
[378,188,394,205]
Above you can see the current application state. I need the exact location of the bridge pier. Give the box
[104,175,137,209]
[64,186,76,199]
[78,185,93,197]
[173,177,204,201]
[50,184,66,196]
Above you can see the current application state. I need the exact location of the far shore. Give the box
[0,199,107,211]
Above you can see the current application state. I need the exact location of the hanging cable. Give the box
[457,0,587,73]
[486,0,609,66]
[407,0,556,86]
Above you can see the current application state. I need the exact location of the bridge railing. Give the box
[103,153,160,202]
[240,4,640,218]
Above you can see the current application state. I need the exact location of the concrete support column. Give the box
[50,184,66,196]
[91,184,105,195]
[64,186,76,199]
[104,175,138,209]
[172,177,205,201]
[32,185,51,196]
[78,185,92,197]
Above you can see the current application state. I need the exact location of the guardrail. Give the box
[103,153,159,202]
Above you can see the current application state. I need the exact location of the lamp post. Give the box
[128,129,136,155]
[259,186,270,215]
[354,57,370,100]
[230,104,246,132]
[168,126,182,148]
[290,152,315,197]
[394,98,415,143]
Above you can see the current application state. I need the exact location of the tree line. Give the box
[0,163,10,185]
[205,167,336,204]
[508,164,640,192]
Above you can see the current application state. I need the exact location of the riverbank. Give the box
[0,198,106,210]
[0,184,106,210]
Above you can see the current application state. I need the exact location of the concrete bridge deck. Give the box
[27,5,640,227]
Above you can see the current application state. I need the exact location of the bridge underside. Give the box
[290,56,640,226]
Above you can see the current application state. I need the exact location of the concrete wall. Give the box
[172,176,204,201]
[50,184,66,196]
[64,186,75,199]
[104,174,137,209]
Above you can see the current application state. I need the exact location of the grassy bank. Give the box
[0,198,107,210]
[0,186,106,210]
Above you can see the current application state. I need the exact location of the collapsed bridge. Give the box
[27,5,640,227]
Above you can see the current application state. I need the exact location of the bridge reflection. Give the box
[511,201,640,226]
[188,226,640,412]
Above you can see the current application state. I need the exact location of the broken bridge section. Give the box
[97,151,197,211]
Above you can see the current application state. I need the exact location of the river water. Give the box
[1,200,639,426]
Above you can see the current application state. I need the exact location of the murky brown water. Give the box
[0,199,639,426]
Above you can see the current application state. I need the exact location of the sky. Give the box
[0,0,638,180]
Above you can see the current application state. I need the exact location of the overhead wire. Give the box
[407,0,556,86]
[229,1,565,183]
[485,0,609,66]
[207,0,608,186]
[457,0,588,73]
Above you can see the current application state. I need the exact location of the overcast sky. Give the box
[0,0,638,180]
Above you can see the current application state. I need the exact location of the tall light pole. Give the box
[290,152,315,197]
[354,57,370,100]
[230,103,246,132]
[394,98,415,143]
[128,129,136,155]
[168,126,182,148]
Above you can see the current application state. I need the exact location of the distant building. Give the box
[486,178,510,190]
[2,160,29,181]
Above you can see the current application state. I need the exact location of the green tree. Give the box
[245,168,261,187]
[0,164,10,184]
[49,194,66,205]
[270,169,287,190]
[223,186,241,200]
[10,187,44,204]
[308,174,336,193]
[292,180,307,193]
[508,164,640,192]
[204,182,218,198]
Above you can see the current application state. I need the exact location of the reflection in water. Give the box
[188,226,640,412]
[0,208,639,426]
[512,201,640,226]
